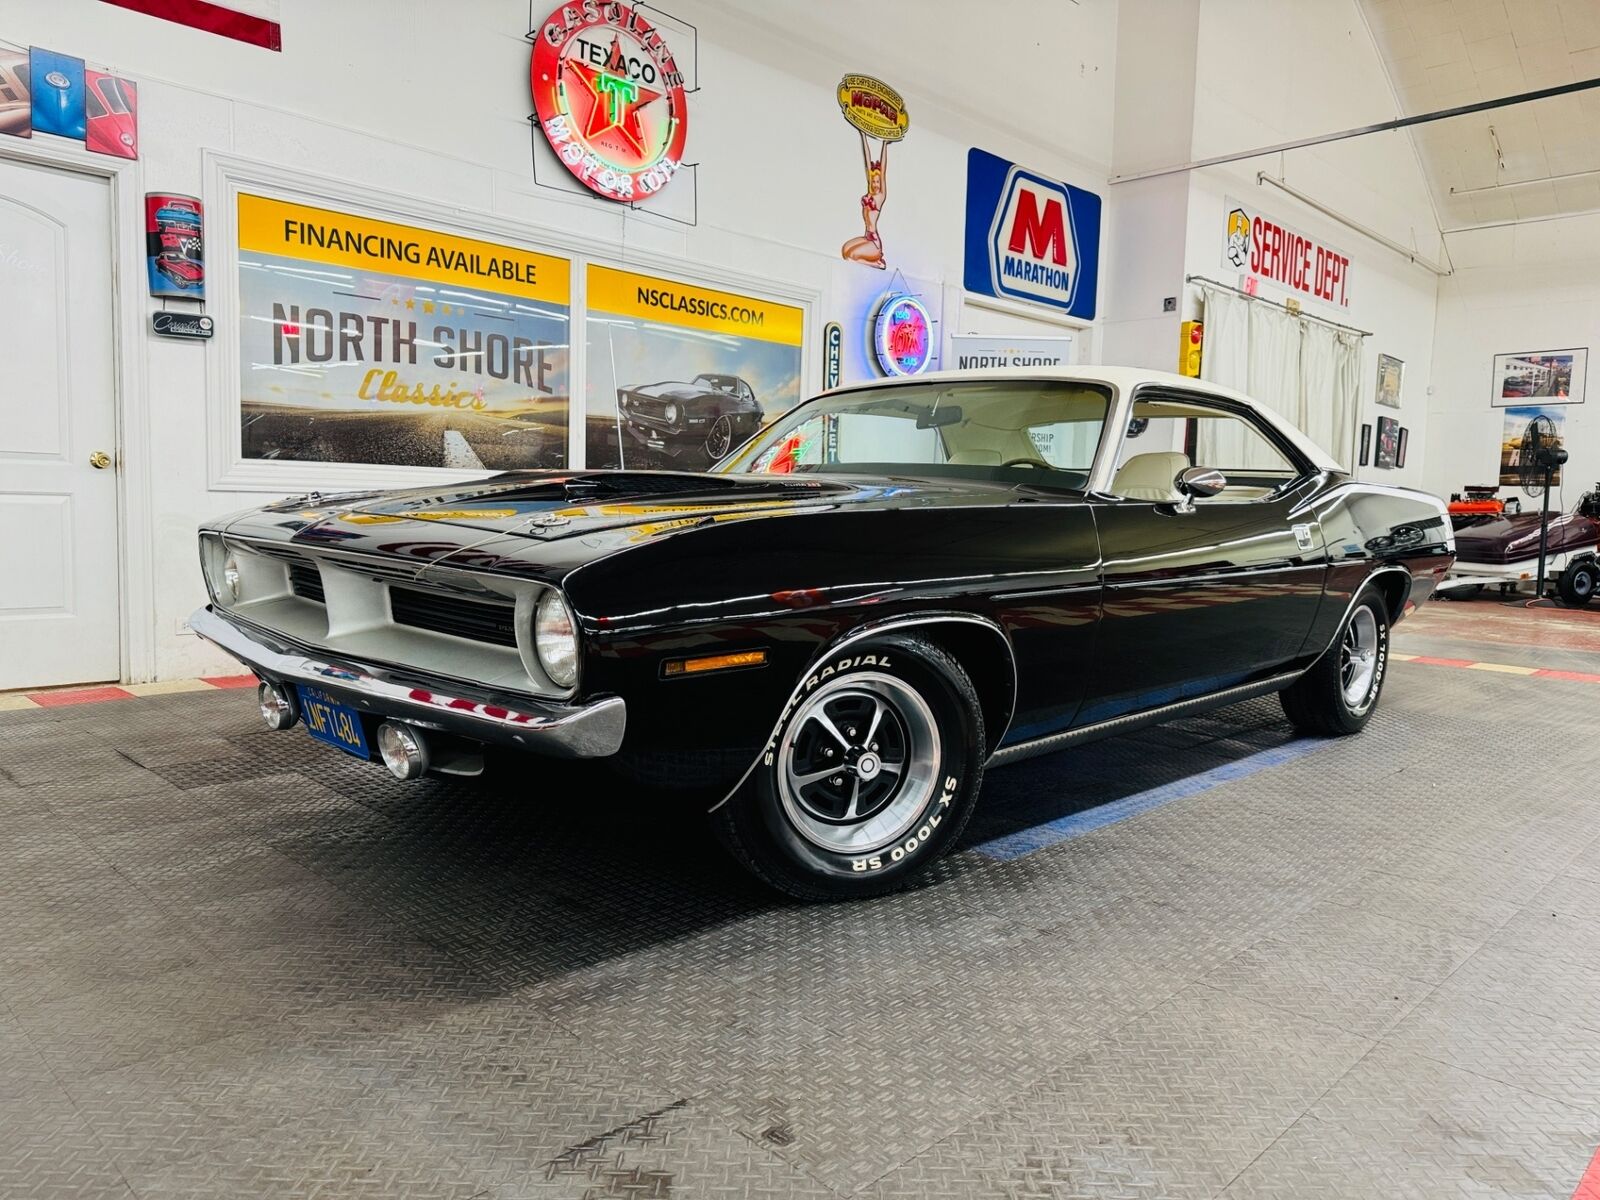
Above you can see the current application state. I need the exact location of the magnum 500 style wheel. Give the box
[1280,590,1390,736]
[714,635,986,900]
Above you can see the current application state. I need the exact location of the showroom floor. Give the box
[3,599,1600,1199]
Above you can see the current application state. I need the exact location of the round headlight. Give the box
[664,402,679,423]
[223,555,241,602]
[534,591,578,688]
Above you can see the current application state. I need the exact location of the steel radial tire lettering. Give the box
[712,635,986,901]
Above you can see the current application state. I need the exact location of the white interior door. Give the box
[0,158,120,689]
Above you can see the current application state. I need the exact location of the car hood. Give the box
[629,382,716,401]
[1454,511,1600,563]
[245,470,1037,546]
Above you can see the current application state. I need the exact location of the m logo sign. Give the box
[964,147,1100,319]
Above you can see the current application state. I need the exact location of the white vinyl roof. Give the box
[826,366,1345,474]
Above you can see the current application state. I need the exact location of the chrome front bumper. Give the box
[186,606,626,759]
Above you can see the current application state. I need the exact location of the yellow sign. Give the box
[586,264,804,346]
[238,193,570,304]
[837,74,910,142]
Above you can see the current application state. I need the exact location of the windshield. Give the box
[715,379,1112,490]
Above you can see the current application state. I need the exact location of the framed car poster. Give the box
[235,193,571,469]
[1358,422,1371,467]
[1375,353,1402,409]
[1375,415,1399,469]
[1491,348,1586,406]
[584,265,804,470]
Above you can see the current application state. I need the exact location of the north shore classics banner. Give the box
[237,193,571,469]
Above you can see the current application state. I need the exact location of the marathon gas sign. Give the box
[963,147,1101,320]
[1222,196,1352,309]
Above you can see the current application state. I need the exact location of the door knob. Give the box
[89,450,112,470]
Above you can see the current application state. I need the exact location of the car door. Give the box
[1076,388,1330,724]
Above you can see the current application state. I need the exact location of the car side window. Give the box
[1110,396,1302,504]
[739,381,754,402]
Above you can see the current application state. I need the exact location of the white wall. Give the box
[1180,0,1443,488]
[0,0,1119,681]
[1428,212,1600,507]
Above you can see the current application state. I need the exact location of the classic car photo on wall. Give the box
[189,367,1455,899]
[616,373,764,466]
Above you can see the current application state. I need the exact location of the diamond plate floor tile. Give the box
[1384,988,1600,1112]
[1219,1046,1600,1200]
[0,912,211,1011]
[1319,867,1522,943]
[871,982,1371,1200]
[1265,898,1482,985]
[0,1093,135,1200]
[1438,939,1600,1037]
[1201,935,1437,1039]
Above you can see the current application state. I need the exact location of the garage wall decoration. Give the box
[145,193,204,298]
[963,148,1102,320]
[584,264,804,469]
[0,47,30,137]
[529,1,689,202]
[28,48,86,140]
[235,193,572,470]
[1490,348,1586,406]
[1375,415,1399,470]
[838,74,909,271]
[1223,195,1352,310]
[1375,353,1403,409]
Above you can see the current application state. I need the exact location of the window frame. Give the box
[1104,384,1318,506]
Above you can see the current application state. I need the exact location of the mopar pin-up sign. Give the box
[963,147,1101,320]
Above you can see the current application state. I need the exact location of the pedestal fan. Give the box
[1516,413,1570,599]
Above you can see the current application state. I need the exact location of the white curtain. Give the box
[1196,283,1362,472]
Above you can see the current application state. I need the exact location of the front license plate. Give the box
[296,685,370,758]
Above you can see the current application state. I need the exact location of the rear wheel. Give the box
[712,635,985,900]
[1558,560,1597,607]
[1280,591,1390,736]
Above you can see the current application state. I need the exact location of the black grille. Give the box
[390,587,518,648]
[288,561,325,603]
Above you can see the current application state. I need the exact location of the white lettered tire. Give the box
[712,635,986,900]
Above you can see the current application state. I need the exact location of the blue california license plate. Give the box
[296,685,370,758]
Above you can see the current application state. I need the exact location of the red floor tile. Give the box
[24,686,134,707]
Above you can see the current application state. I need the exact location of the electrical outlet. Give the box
[1162,296,1177,313]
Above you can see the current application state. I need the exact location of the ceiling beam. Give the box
[1110,77,1600,185]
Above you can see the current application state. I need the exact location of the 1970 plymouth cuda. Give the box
[617,373,763,464]
[190,368,1454,898]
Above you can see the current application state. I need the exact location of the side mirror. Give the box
[1174,466,1226,512]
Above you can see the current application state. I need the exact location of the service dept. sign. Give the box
[1223,196,1351,308]
[963,147,1101,320]
[530,2,689,202]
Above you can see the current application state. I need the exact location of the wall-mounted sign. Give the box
[1490,347,1586,406]
[1,48,32,138]
[85,69,137,159]
[151,311,213,340]
[585,264,805,469]
[145,193,203,298]
[530,1,688,202]
[872,292,932,377]
[964,148,1101,320]
[29,48,85,140]
[948,333,1072,371]
[823,321,842,389]
[1223,195,1351,309]
[838,74,909,271]
[236,193,571,470]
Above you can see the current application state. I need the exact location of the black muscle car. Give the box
[190,368,1454,899]
[617,373,762,464]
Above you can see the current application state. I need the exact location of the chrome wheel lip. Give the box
[1340,606,1380,708]
[776,672,940,855]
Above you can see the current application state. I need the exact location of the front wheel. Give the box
[1280,591,1390,736]
[1558,560,1597,607]
[704,415,734,461]
[712,635,985,900]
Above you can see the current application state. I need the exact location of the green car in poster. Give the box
[616,373,765,465]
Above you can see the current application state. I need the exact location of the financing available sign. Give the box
[1223,196,1351,309]
[964,147,1101,320]
[236,193,571,470]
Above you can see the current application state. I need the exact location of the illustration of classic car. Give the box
[190,368,1454,899]
[153,252,203,290]
[153,199,203,229]
[616,373,763,463]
